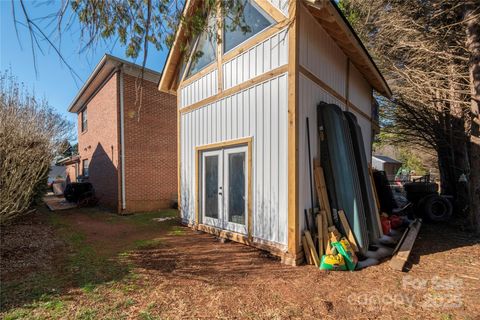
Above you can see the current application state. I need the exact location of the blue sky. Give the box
[0,1,169,139]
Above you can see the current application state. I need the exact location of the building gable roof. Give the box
[68,54,162,113]
[304,0,391,98]
[158,0,392,98]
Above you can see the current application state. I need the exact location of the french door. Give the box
[201,145,248,235]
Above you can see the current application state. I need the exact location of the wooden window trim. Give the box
[177,1,289,91]
[179,63,218,90]
[222,19,290,63]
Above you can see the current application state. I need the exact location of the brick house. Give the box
[68,54,177,213]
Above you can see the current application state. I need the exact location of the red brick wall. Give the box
[77,73,120,211]
[123,74,177,212]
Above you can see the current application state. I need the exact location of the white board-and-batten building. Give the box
[159,0,392,265]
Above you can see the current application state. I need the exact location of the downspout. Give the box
[119,67,126,211]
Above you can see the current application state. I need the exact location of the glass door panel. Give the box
[202,150,223,228]
[224,146,248,234]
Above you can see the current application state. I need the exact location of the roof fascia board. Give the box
[158,0,195,93]
[68,54,162,113]
[67,55,109,113]
[304,0,392,98]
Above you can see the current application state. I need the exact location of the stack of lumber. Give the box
[302,164,361,267]
[302,162,419,271]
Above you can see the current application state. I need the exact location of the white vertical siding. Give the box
[180,73,289,246]
[299,6,347,98]
[180,68,218,108]
[349,63,373,118]
[349,63,373,162]
[222,29,288,90]
[356,115,372,160]
[268,0,289,16]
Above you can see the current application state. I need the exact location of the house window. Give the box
[81,108,88,132]
[82,159,89,177]
[186,15,217,78]
[223,0,274,53]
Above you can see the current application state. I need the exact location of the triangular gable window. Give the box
[186,16,217,78]
[223,0,275,53]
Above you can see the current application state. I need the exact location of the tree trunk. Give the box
[437,145,456,197]
[465,1,480,232]
[449,65,470,217]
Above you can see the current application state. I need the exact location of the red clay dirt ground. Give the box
[1,205,479,320]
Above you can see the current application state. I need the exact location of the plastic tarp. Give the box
[344,112,381,242]
[317,103,369,255]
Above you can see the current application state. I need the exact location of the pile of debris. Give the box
[302,103,421,271]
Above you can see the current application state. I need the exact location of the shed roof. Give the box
[372,155,402,164]
[56,155,80,166]
[158,0,392,98]
[68,54,161,113]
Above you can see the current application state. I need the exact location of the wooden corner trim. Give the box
[287,0,300,257]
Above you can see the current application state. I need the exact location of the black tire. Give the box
[404,182,438,194]
[423,195,453,222]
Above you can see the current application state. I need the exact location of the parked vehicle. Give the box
[403,175,452,221]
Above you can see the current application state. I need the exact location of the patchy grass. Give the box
[124,209,178,226]
[168,225,187,236]
[133,238,163,250]
[1,206,179,319]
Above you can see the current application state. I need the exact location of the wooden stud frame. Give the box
[194,137,253,240]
